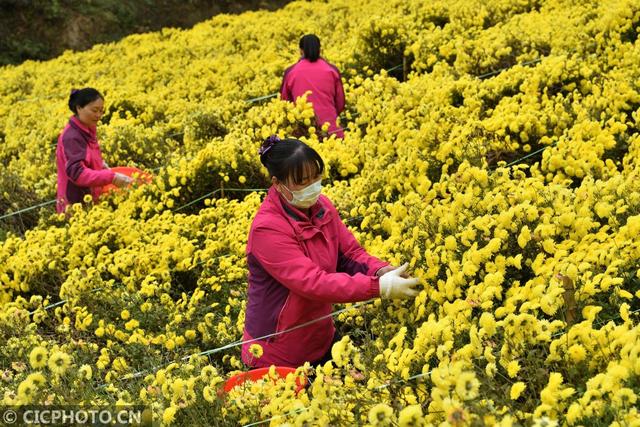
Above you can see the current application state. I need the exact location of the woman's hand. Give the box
[378,263,420,299]
[112,172,133,188]
[376,265,409,278]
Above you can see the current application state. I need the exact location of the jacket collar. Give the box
[70,116,97,140]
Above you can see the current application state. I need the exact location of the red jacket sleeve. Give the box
[334,72,345,114]
[280,68,294,102]
[63,136,115,188]
[335,217,389,276]
[250,224,381,303]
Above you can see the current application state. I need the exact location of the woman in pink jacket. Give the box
[280,34,346,138]
[56,88,131,213]
[241,136,420,368]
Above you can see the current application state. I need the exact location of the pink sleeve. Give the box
[280,68,294,102]
[75,166,115,188]
[334,72,345,113]
[251,225,380,303]
[63,137,115,187]
[335,213,389,276]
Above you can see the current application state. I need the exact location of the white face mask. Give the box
[281,179,322,208]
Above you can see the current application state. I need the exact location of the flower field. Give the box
[1,0,640,425]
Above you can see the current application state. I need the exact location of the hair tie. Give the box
[70,88,79,96]
[259,135,280,156]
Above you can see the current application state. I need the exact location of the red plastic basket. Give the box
[222,367,307,394]
[98,166,153,196]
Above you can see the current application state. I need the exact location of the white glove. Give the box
[379,263,420,299]
[112,172,133,188]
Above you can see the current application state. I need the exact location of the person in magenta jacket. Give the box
[280,34,346,138]
[241,136,420,368]
[56,88,131,213]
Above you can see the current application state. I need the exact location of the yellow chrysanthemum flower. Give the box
[248,344,263,359]
[510,382,526,400]
[368,403,394,426]
[568,344,586,363]
[17,379,37,403]
[455,372,480,401]
[47,351,71,376]
[29,346,48,369]
[507,360,521,378]
[203,386,216,403]
[26,372,46,388]
[162,405,178,424]
[398,404,424,427]
[78,364,92,380]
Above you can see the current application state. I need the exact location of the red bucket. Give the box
[222,367,307,394]
[99,166,153,196]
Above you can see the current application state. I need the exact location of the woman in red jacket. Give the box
[280,34,346,138]
[241,136,420,368]
[56,88,131,213]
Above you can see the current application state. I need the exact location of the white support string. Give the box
[2,61,408,221]
[0,138,549,222]
[173,188,268,212]
[241,306,640,426]
[26,254,234,316]
[1,55,545,222]
[104,299,376,385]
[370,306,640,391]
[0,199,56,220]
[194,299,374,358]
[20,212,361,318]
[242,408,308,427]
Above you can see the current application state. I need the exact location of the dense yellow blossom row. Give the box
[1,0,640,425]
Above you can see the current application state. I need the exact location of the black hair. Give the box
[299,34,321,62]
[260,137,324,185]
[68,87,103,114]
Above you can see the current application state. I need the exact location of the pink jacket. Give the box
[241,186,387,368]
[56,116,115,213]
[280,58,346,138]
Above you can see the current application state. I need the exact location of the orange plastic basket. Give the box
[222,367,307,394]
[98,166,153,196]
